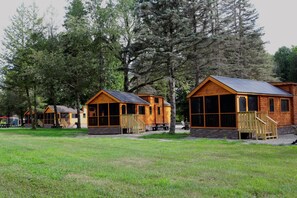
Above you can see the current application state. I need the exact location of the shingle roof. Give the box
[47,105,78,114]
[212,76,292,97]
[104,90,150,105]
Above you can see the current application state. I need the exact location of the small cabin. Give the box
[43,105,87,128]
[187,75,297,139]
[86,90,171,135]
[138,94,171,130]
[24,110,44,127]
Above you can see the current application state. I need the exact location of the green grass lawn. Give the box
[0,128,296,197]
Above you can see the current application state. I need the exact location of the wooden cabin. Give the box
[138,94,171,130]
[187,75,297,140]
[43,105,87,128]
[86,90,171,135]
[24,110,44,127]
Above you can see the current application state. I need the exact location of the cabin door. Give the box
[238,96,247,112]
[237,96,258,112]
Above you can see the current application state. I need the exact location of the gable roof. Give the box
[188,75,292,98]
[46,105,78,114]
[86,90,150,105]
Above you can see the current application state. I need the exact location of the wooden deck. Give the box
[121,115,146,134]
[238,112,278,140]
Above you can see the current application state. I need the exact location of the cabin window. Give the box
[138,106,145,115]
[88,104,98,126]
[44,113,54,124]
[127,104,136,114]
[72,114,78,118]
[121,105,126,114]
[239,97,247,112]
[154,97,159,104]
[191,97,204,127]
[191,115,204,127]
[191,97,203,113]
[220,95,236,127]
[269,98,274,112]
[281,99,289,112]
[99,104,108,125]
[158,107,161,115]
[37,114,43,119]
[109,103,120,125]
[149,107,152,115]
[61,113,68,118]
[205,96,219,127]
[248,96,258,111]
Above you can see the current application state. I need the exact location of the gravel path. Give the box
[242,134,297,145]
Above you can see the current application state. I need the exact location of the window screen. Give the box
[191,97,203,113]
[220,95,235,113]
[205,96,218,113]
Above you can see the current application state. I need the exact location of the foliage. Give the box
[274,46,297,82]
[0,0,281,122]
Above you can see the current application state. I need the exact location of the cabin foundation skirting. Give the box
[190,128,239,139]
[278,126,297,135]
[88,127,121,135]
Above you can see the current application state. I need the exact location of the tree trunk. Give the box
[19,109,24,126]
[25,86,35,130]
[76,92,81,129]
[53,95,59,127]
[168,68,176,134]
[33,86,37,129]
[123,62,129,92]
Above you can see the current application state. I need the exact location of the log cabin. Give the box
[86,90,171,135]
[187,75,297,140]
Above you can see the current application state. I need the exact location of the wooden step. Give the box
[265,136,277,139]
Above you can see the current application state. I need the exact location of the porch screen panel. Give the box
[220,95,236,127]
[88,104,98,126]
[205,96,219,127]
[109,103,120,125]
[191,97,204,127]
[99,104,108,125]
[248,96,258,111]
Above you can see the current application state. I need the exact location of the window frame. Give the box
[281,98,290,112]
[269,98,274,112]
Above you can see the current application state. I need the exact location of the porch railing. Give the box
[238,111,278,140]
[121,114,146,134]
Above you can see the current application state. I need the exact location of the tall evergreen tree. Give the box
[1,3,45,129]
[135,0,196,133]
[62,0,93,128]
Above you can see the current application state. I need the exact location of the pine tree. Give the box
[135,0,196,133]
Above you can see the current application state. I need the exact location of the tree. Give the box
[135,0,196,133]
[274,47,292,82]
[1,3,45,129]
[62,0,94,128]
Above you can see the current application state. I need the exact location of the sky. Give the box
[0,0,297,54]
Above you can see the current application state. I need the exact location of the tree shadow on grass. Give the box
[0,128,88,137]
[140,132,190,140]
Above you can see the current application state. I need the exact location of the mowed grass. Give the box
[0,128,296,197]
